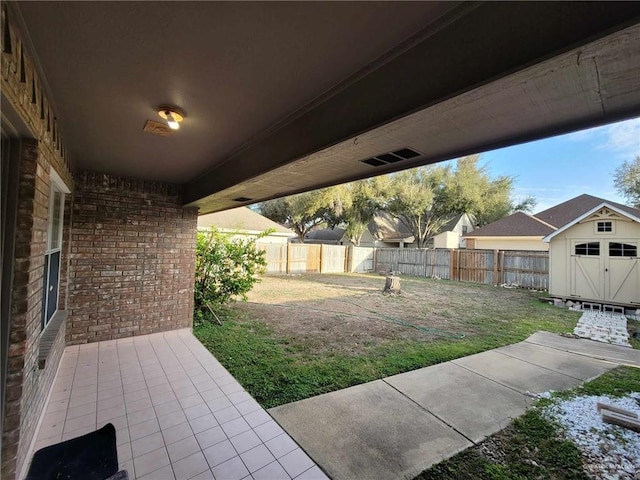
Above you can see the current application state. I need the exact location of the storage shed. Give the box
[544,202,640,306]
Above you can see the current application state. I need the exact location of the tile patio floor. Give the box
[30,329,328,480]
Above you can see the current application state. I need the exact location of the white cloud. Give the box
[599,117,640,158]
[564,117,639,158]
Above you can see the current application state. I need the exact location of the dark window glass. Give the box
[462,225,468,234]
[609,243,637,257]
[575,242,600,256]
[597,221,612,232]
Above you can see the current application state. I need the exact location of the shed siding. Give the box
[549,215,640,303]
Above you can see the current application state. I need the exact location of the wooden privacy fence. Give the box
[375,248,549,289]
[257,243,375,274]
[256,243,549,289]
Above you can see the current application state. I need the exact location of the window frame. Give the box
[595,221,613,234]
[42,169,70,329]
[609,242,638,258]
[574,242,600,256]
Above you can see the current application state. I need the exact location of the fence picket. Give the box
[256,243,549,289]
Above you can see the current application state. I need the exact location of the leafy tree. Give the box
[260,190,331,242]
[613,156,640,208]
[436,155,518,225]
[378,156,534,245]
[512,196,537,214]
[382,168,449,248]
[325,179,385,245]
[194,228,267,320]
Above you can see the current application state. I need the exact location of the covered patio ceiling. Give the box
[11,2,640,214]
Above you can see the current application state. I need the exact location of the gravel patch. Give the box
[542,394,640,479]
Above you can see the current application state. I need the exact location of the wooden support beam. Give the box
[602,410,640,433]
[597,402,638,419]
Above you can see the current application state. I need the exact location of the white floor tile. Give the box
[211,456,249,480]
[240,444,276,473]
[32,332,322,480]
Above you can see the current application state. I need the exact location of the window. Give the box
[596,221,612,232]
[42,170,68,328]
[461,225,468,235]
[575,242,600,256]
[609,243,637,257]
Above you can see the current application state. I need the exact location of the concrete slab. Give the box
[269,380,472,480]
[526,331,640,367]
[385,363,531,443]
[452,350,583,394]
[496,341,615,381]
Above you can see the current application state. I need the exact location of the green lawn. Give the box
[194,274,581,408]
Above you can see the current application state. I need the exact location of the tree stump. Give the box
[383,276,401,294]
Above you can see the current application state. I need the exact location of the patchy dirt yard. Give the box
[233,273,579,356]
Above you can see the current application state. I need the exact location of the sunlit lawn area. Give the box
[194,273,581,408]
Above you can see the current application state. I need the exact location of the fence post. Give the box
[499,250,505,284]
[449,249,455,280]
[345,246,352,273]
[319,244,324,273]
[373,247,378,272]
[423,249,428,277]
[493,250,499,285]
[286,243,292,274]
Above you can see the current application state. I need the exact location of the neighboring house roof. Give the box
[198,207,294,235]
[368,211,415,242]
[535,193,640,228]
[438,213,475,233]
[543,202,640,242]
[307,212,474,244]
[305,227,345,242]
[439,214,464,233]
[464,194,640,239]
[464,212,556,237]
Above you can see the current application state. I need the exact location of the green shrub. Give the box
[194,228,268,320]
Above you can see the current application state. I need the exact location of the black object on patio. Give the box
[26,423,119,480]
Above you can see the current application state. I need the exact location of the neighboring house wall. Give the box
[68,172,198,344]
[469,237,549,251]
[198,207,295,244]
[548,208,640,305]
[198,228,291,244]
[249,233,291,244]
[433,231,459,249]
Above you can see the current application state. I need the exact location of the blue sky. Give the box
[441,116,640,214]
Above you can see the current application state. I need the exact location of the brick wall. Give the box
[67,172,198,344]
[2,140,70,479]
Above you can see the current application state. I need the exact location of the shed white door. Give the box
[570,241,603,300]
[606,241,639,305]
[570,240,639,304]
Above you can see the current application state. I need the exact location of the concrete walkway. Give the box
[270,331,640,480]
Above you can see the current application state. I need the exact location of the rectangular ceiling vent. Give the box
[232,197,253,202]
[392,148,421,159]
[361,158,387,167]
[360,147,421,167]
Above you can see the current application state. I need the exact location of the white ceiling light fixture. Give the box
[158,106,185,130]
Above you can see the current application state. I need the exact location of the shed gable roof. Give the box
[534,194,640,228]
[543,202,640,242]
